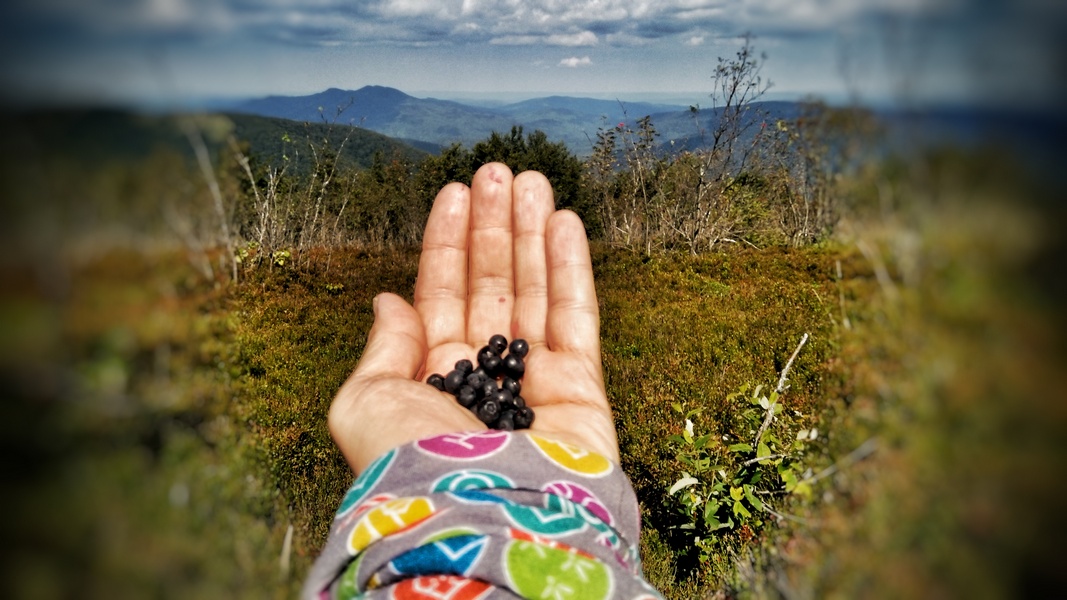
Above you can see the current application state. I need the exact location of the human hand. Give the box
[328,163,619,474]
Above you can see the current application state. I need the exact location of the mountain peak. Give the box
[353,85,412,100]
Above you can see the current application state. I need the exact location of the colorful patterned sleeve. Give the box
[301,430,664,600]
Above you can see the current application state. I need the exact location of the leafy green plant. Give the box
[666,370,818,566]
[272,248,291,267]
[235,240,261,267]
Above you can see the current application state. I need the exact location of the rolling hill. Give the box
[0,108,430,172]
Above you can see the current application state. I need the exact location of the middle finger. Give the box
[467,163,516,343]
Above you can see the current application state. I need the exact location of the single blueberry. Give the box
[477,346,495,366]
[457,385,478,408]
[501,376,521,397]
[426,373,446,391]
[494,410,516,431]
[479,380,498,400]
[454,359,474,375]
[466,371,486,389]
[483,354,502,377]
[512,395,526,409]
[476,398,500,424]
[508,338,529,359]
[444,370,465,394]
[502,354,525,379]
[493,389,514,407]
[514,406,535,429]
[488,334,508,355]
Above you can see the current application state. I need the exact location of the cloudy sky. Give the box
[0,0,1063,110]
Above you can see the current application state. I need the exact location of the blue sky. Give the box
[0,0,1062,110]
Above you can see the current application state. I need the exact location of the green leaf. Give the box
[730,486,744,502]
[733,500,752,519]
[671,402,684,413]
[694,434,713,450]
[781,471,798,492]
[757,442,772,459]
[669,476,700,495]
[744,485,764,511]
[729,443,753,453]
[703,500,720,524]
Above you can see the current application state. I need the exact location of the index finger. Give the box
[414,182,470,348]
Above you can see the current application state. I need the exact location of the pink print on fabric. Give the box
[415,431,511,460]
[392,574,492,599]
[339,493,396,530]
[543,481,615,527]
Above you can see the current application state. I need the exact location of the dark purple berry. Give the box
[466,371,486,389]
[508,338,529,359]
[501,376,521,397]
[488,334,508,355]
[454,359,474,375]
[502,354,525,379]
[444,370,465,394]
[457,385,477,408]
[494,410,516,431]
[471,366,488,379]
[479,379,498,400]
[493,389,513,407]
[475,398,500,424]
[514,406,534,429]
[477,346,496,366]
[426,373,446,391]
[511,395,526,409]
[483,354,502,377]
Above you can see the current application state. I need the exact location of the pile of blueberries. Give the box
[426,334,534,431]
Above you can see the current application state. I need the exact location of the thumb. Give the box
[351,293,427,382]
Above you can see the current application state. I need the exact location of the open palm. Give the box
[329,163,619,474]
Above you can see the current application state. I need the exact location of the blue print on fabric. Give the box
[546,493,621,549]
[432,469,514,493]
[335,448,397,519]
[501,501,588,536]
[389,534,489,577]
[450,489,509,505]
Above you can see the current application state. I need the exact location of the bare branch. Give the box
[798,436,879,486]
[776,332,810,394]
[181,117,236,282]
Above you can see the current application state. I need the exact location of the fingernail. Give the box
[372,294,380,316]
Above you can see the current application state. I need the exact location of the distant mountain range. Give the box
[229,85,800,155]
[6,84,1060,184]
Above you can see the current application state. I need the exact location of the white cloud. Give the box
[559,56,592,68]
[491,30,597,46]
[686,34,705,46]
[490,35,540,45]
[546,31,598,46]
